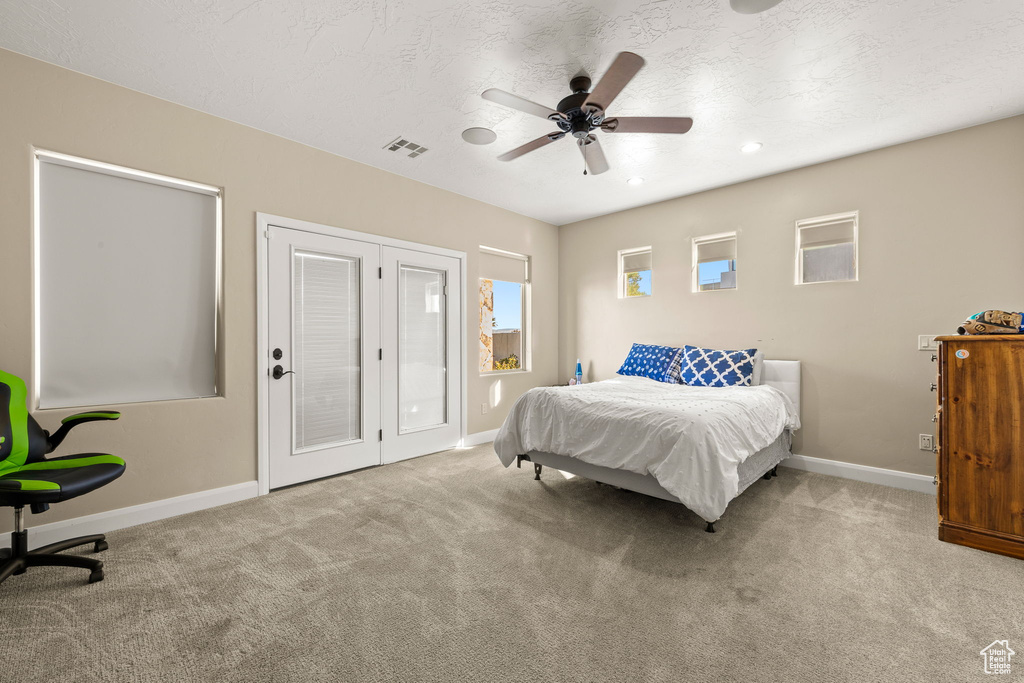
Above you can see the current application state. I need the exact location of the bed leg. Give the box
[705,522,716,533]
[762,471,772,480]
[771,466,778,477]
[534,463,542,480]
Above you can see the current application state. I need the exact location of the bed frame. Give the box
[514,360,801,533]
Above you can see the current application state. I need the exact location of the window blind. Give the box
[292,250,361,449]
[621,249,652,273]
[37,152,220,408]
[480,247,529,284]
[799,218,856,248]
[696,236,737,263]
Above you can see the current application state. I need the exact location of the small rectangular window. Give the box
[796,211,858,284]
[479,247,529,373]
[692,232,737,292]
[619,247,652,298]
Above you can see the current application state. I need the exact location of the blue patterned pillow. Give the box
[616,343,683,384]
[679,346,758,387]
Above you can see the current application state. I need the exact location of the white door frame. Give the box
[256,212,467,496]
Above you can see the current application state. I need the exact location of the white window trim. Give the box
[794,210,859,285]
[691,231,737,293]
[479,246,531,375]
[618,246,653,299]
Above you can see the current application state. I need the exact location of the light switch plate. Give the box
[918,335,939,351]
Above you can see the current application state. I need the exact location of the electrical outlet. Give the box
[918,335,939,351]
[480,403,489,415]
[919,434,934,451]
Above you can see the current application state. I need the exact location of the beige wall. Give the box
[559,115,1024,476]
[0,48,558,525]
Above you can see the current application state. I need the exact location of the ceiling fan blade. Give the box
[583,52,645,113]
[578,136,610,175]
[602,117,694,134]
[482,88,561,120]
[498,132,565,161]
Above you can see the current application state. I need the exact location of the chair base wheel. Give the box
[1,528,110,587]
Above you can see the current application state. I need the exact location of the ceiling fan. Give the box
[481,52,693,176]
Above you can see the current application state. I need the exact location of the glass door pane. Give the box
[293,250,361,450]
[398,265,447,432]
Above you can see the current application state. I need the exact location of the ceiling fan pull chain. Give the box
[582,140,588,175]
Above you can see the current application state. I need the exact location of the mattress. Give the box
[493,375,800,523]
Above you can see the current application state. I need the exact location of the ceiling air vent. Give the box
[383,137,429,158]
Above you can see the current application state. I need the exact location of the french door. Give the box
[380,247,462,463]
[268,227,381,489]
[266,224,462,489]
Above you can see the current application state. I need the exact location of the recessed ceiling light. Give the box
[627,177,644,186]
[741,142,763,154]
[730,0,784,14]
[462,127,497,145]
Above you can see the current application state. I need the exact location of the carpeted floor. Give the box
[1,444,1022,682]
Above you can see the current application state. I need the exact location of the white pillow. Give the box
[751,350,765,386]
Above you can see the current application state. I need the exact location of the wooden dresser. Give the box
[936,335,1024,560]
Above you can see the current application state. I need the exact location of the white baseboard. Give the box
[460,429,499,447]
[2,481,260,550]
[782,454,936,495]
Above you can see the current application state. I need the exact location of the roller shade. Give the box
[37,152,220,408]
[621,249,652,273]
[799,218,855,248]
[480,247,528,284]
[696,236,736,263]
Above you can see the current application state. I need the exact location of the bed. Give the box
[493,360,801,532]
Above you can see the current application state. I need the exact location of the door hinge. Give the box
[378,267,382,279]
[265,230,272,239]
[444,285,449,296]
[379,429,383,442]
[379,348,383,361]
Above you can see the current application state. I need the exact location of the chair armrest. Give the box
[47,411,121,453]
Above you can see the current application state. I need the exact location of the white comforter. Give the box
[493,376,800,522]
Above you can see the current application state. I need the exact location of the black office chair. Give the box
[0,369,126,585]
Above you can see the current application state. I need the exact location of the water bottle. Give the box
[575,359,583,385]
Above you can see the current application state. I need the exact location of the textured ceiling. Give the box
[1,0,1023,225]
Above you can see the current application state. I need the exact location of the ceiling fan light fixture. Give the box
[741,141,763,154]
[462,127,497,145]
[627,177,645,186]
[729,0,784,14]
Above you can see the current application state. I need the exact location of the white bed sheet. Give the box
[493,376,800,522]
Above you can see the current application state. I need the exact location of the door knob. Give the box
[272,365,295,380]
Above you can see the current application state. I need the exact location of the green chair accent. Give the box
[0,370,125,585]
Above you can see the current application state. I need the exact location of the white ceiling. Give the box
[2,0,1023,225]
